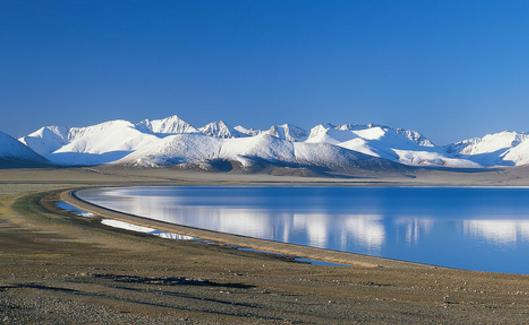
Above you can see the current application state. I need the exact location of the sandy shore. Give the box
[2,168,529,324]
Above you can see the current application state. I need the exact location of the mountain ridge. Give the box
[0,131,50,168]
[7,115,529,172]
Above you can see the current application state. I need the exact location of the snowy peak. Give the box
[136,115,198,135]
[306,123,434,146]
[305,123,465,167]
[394,128,435,147]
[263,124,308,142]
[305,123,345,144]
[22,119,160,166]
[122,133,222,167]
[120,131,402,174]
[199,120,245,138]
[325,123,434,146]
[19,125,69,155]
[234,125,260,136]
[14,114,529,170]
[447,131,529,167]
[502,138,529,166]
[61,120,155,150]
[450,131,529,155]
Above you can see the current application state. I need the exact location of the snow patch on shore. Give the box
[101,219,194,240]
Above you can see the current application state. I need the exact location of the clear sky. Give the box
[1,0,529,144]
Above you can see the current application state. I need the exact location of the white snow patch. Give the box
[101,219,194,240]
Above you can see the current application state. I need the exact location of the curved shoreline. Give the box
[5,170,529,323]
[61,187,434,270]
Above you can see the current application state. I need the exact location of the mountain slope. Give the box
[18,115,529,170]
[19,125,69,156]
[119,133,407,174]
[263,124,308,142]
[447,131,529,166]
[0,131,49,167]
[303,123,479,168]
[120,133,222,167]
[449,131,528,155]
[199,121,245,138]
[51,120,159,165]
[136,115,198,135]
[234,125,260,136]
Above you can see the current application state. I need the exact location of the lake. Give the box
[77,186,529,274]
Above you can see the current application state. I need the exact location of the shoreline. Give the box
[69,184,529,275]
[62,188,422,270]
[3,168,529,323]
[76,182,529,189]
[68,185,521,275]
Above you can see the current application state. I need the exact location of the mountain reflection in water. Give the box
[78,186,529,274]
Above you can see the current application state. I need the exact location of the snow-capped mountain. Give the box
[199,121,245,139]
[304,123,478,168]
[12,114,529,172]
[0,131,49,167]
[501,138,529,166]
[232,123,309,141]
[136,115,198,135]
[53,120,159,165]
[262,124,308,142]
[448,131,529,166]
[119,132,403,174]
[20,120,159,165]
[19,125,69,156]
[234,125,260,136]
[448,131,528,155]
[306,123,434,147]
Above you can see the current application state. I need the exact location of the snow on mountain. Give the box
[51,120,159,165]
[302,123,472,167]
[305,123,351,144]
[121,133,222,167]
[120,133,403,173]
[307,123,434,146]
[19,125,69,156]
[17,115,529,170]
[199,120,245,138]
[392,150,480,168]
[136,115,198,135]
[449,131,528,155]
[0,131,49,167]
[262,124,308,142]
[448,131,529,167]
[219,134,297,165]
[234,125,260,136]
[502,138,529,166]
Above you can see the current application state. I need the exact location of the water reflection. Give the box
[463,220,529,245]
[395,217,434,245]
[78,186,529,274]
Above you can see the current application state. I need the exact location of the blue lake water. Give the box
[77,186,529,274]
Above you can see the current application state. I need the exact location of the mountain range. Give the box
[2,114,528,174]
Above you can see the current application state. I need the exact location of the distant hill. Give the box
[0,131,50,168]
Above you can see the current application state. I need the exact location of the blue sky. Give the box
[1,0,529,144]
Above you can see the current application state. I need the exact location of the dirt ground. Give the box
[1,168,529,324]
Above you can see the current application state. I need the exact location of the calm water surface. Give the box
[78,186,529,274]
